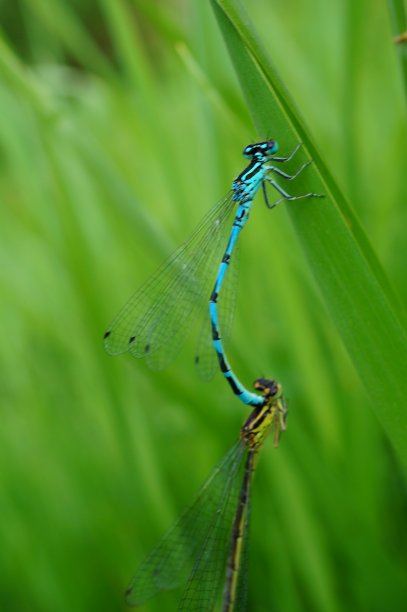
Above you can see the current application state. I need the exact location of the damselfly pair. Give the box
[105,140,322,610]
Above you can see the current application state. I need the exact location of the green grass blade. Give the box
[387,0,407,100]
[22,0,114,77]
[211,0,407,464]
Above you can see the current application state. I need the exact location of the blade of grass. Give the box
[21,0,114,78]
[387,0,407,101]
[211,0,407,465]
[0,33,55,116]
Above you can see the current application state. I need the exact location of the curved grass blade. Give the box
[125,441,245,607]
[104,193,236,370]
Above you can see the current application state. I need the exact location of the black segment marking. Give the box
[245,162,263,181]
[238,160,262,183]
[251,409,268,429]
[226,375,243,396]
[242,406,261,430]
[218,353,229,373]
[211,320,220,340]
[237,160,257,183]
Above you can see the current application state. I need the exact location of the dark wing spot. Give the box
[195,355,200,364]
[144,343,150,354]
[129,336,136,344]
[104,330,111,339]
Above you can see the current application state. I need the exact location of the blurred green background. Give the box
[1,1,407,611]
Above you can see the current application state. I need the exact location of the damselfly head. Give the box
[243,140,278,159]
[253,377,282,399]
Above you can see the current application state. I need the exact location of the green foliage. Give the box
[0,1,406,611]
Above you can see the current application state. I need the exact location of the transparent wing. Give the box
[125,441,245,608]
[178,443,245,611]
[194,242,239,382]
[104,193,236,371]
